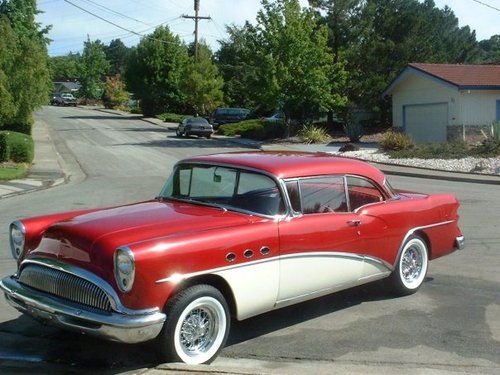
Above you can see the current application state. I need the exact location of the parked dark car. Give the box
[176,117,213,139]
[209,108,251,129]
[51,93,77,107]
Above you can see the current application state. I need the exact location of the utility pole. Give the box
[182,0,211,60]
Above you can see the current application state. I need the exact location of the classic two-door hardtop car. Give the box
[1,152,465,364]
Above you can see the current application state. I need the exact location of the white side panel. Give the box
[361,260,392,280]
[278,255,364,302]
[214,260,279,321]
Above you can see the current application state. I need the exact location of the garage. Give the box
[404,102,448,143]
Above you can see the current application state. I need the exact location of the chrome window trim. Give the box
[20,258,159,316]
[162,161,291,221]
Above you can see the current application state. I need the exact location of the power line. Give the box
[469,0,500,12]
[62,0,181,45]
[79,0,152,27]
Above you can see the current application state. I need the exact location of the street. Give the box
[0,106,499,373]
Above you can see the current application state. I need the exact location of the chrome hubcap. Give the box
[180,307,217,353]
[401,246,423,282]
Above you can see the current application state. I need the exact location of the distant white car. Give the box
[264,111,284,123]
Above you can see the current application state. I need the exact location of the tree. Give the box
[124,26,188,116]
[479,35,500,64]
[104,39,130,75]
[49,53,81,80]
[0,0,51,134]
[79,38,109,100]
[102,74,129,109]
[256,0,347,133]
[182,43,224,115]
[344,0,479,123]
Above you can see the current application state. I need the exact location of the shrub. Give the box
[0,133,9,162]
[473,137,500,157]
[156,113,191,123]
[298,123,329,144]
[343,121,364,142]
[218,119,285,140]
[380,131,413,151]
[102,75,129,109]
[388,141,470,159]
[0,131,34,163]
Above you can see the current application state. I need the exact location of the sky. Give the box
[37,0,500,57]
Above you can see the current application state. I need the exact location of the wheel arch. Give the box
[170,274,237,319]
[413,230,432,259]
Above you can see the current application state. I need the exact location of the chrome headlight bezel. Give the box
[9,221,26,260]
[114,247,135,293]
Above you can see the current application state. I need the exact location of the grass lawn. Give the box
[0,164,28,180]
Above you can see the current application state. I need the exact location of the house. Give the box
[53,81,81,95]
[383,63,500,143]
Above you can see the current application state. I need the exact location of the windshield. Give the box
[61,93,74,99]
[160,164,285,216]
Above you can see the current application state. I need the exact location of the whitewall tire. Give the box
[388,235,429,295]
[157,285,230,365]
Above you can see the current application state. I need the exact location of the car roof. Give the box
[180,151,387,184]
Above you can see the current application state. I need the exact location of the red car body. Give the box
[1,152,464,362]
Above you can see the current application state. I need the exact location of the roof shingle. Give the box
[409,63,500,88]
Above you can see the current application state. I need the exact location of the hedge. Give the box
[156,113,192,123]
[0,131,35,163]
[218,119,285,140]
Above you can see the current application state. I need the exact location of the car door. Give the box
[277,175,388,306]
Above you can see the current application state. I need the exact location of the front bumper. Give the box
[186,129,213,136]
[455,235,465,250]
[0,276,166,343]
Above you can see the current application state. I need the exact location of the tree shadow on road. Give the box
[114,135,259,149]
[61,115,141,121]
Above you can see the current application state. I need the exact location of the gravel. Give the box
[332,149,500,175]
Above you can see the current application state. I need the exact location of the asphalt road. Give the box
[0,106,498,374]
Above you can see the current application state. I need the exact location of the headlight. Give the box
[9,221,25,260]
[114,247,135,293]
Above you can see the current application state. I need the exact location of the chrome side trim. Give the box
[155,251,394,284]
[394,220,456,267]
[21,258,159,316]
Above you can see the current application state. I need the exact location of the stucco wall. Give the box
[391,72,460,128]
[457,90,500,126]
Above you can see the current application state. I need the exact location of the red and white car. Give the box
[1,152,464,364]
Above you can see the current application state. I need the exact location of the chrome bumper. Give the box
[455,235,465,250]
[0,276,166,344]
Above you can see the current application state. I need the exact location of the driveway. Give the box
[0,106,499,373]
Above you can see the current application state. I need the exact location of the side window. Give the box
[299,177,348,214]
[346,176,384,211]
[238,172,275,194]
[285,180,301,213]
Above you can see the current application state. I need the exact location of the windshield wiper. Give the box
[157,196,227,212]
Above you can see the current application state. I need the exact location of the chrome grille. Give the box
[18,264,112,312]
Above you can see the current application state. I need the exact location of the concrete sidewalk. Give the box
[0,119,67,199]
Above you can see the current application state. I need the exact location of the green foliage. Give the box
[79,38,109,100]
[0,1,51,135]
[478,35,500,64]
[125,26,188,116]
[343,121,364,142]
[0,132,8,161]
[104,39,130,75]
[298,123,330,144]
[380,131,413,151]
[102,75,129,109]
[156,113,191,123]
[182,45,224,115]
[492,122,500,140]
[49,53,81,80]
[388,141,470,159]
[472,137,500,157]
[218,119,285,140]
[0,130,34,162]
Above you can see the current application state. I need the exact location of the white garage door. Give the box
[404,103,448,143]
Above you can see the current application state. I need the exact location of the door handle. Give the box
[347,219,361,227]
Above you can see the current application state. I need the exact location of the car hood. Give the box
[28,200,252,271]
